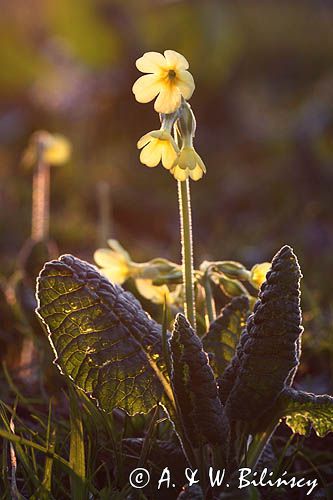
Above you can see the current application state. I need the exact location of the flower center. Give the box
[168,69,176,80]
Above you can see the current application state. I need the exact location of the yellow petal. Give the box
[94,249,128,269]
[176,70,195,100]
[195,152,207,173]
[43,135,71,165]
[132,74,162,103]
[250,262,271,289]
[107,239,131,261]
[154,85,181,114]
[161,141,178,170]
[189,164,203,181]
[140,139,162,167]
[136,279,170,304]
[178,147,196,170]
[171,165,188,181]
[137,132,153,149]
[164,50,189,70]
[136,51,166,73]
[101,267,128,285]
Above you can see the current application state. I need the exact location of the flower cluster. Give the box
[94,239,182,305]
[132,50,206,182]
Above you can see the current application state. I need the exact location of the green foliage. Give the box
[279,388,333,438]
[36,254,173,416]
[202,296,249,378]
[31,244,333,496]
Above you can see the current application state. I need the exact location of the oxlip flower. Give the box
[250,262,271,289]
[137,129,179,169]
[132,50,195,114]
[171,143,206,181]
[22,131,71,167]
[94,240,134,284]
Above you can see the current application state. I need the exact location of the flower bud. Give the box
[218,276,249,298]
[139,258,181,281]
[176,100,196,142]
[214,261,251,281]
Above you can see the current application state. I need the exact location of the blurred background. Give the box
[1,0,333,389]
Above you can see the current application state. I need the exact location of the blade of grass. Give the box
[9,403,20,500]
[0,401,39,489]
[32,402,56,500]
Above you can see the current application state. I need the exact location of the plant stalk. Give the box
[204,273,216,328]
[178,179,196,330]
[31,145,50,241]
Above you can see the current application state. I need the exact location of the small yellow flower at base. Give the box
[250,262,271,289]
[137,130,179,169]
[132,50,195,114]
[170,146,206,182]
[94,248,131,285]
[135,279,172,305]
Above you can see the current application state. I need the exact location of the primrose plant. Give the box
[35,50,333,497]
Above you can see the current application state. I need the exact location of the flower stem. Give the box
[204,273,216,328]
[178,179,196,330]
[31,144,50,241]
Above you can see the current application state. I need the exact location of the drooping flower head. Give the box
[171,146,206,181]
[170,101,206,181]
[132,50,195,114]
[137,129,179,170]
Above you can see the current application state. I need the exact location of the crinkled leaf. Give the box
[202,296,249,378]
[170,313,228,447]
[278,388,333,437]
[219,245,304,421]
[36,254,173,416]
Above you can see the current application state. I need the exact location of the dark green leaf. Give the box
[170,313,228,446]
[218,245,303,421]
[36,254,173,416]
[202,296,249,378]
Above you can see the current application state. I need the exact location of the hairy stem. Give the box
[31,148,50,241]
[204,273,216,328]
[178,179,196,330]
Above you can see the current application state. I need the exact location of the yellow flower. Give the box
[42,134,71,165]
[171,145,206,181]
[94,240,132,284]
[22,131,71,167]
[132,50,195,114]
[137,130,179,169]
[135,279,172,305]
[250,262,271,289]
